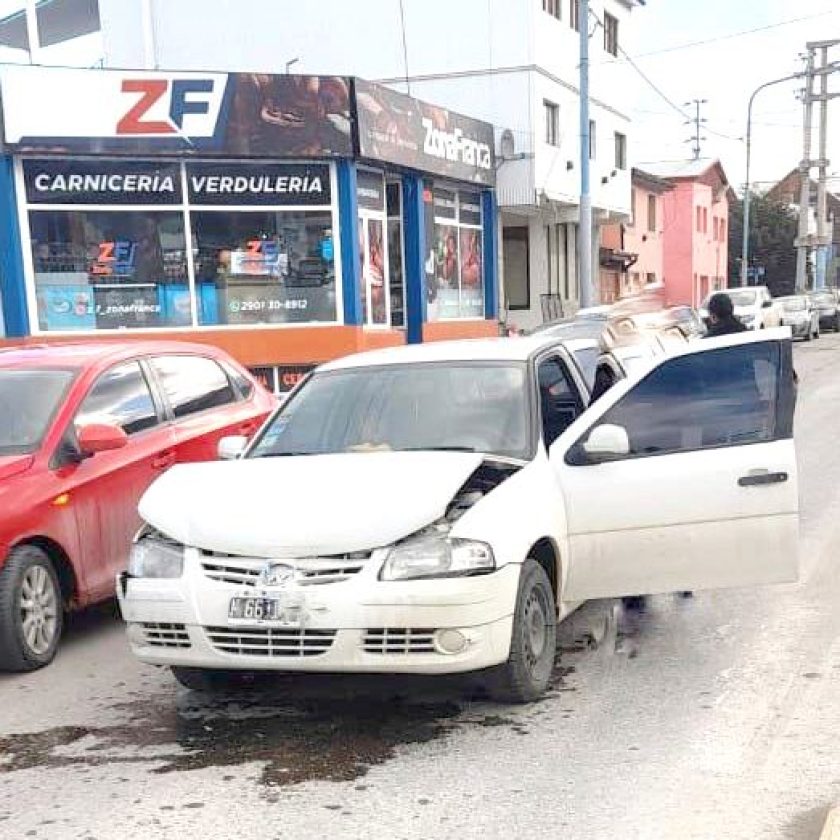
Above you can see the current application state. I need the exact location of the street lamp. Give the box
[740,71,805,287]
[285,58,300,74]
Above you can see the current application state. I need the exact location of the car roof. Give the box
[319,336,574,372]
[0,340,227,369]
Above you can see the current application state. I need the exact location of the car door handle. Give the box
[152,450,177,470]
[738,471,788,487]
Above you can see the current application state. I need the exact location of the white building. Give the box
[1,0,642,331]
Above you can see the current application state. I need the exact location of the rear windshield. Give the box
[0,368,76,455]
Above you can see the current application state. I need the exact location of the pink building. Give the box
[642,159,734,307]
[600,168,672,302]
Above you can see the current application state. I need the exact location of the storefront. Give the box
[0,67,498,388]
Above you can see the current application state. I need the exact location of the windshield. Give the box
[781,297,807,312]
[723,290,758,307]
[249,363,531,461]
[0,368,75,455]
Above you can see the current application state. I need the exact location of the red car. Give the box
[0,341,276,671]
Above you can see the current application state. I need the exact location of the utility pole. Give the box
[685,98,708,160]
[741,71,806,287]
[795,48,816,293]
[578,0,593,309]
[813,41,840,289]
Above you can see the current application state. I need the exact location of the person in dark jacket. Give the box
[704,293,747,337]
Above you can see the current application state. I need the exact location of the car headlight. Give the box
[380,535,495,581]
[128,531,185,578]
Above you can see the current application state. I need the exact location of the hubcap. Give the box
[522,588,548,672]
[19,565,58,656]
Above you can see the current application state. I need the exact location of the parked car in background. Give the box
[699,286,782,331]
[0,342,275,671]
[807,290,840,332]
[119,330,797,703]
[777,295,820,341]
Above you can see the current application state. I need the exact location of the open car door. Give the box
[549,329,799,600]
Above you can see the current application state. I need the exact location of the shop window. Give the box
[357,170,390,327]
[28,210,189,332]
[191,210,337,326]
[425,185,485,321]
[386,181,406,329]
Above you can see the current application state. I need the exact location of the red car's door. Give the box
[59,360,173,601]
[148,354,267,464]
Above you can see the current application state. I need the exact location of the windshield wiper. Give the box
[251,451,320,458]
[399,446,480,453]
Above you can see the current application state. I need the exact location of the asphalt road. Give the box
[2,335,839,840]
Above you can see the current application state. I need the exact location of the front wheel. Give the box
[0,545,64,672]
[487,560,557,704]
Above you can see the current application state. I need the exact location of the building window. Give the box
[570,0,580,31]
[614,132,627,170]
[719,218,726,241]
[646,272,656,285]
[589,119,597,160]
[696,206,703,233]
[543,0,561,19]
[425,185,484,321]
[544,100,560,146]
[630,189,636,226]
[647,194,656,233]
[604,12,619,57]
[703,207,708,234]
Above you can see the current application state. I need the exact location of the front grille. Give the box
[200,554,367,587]
[363,628,437,655]
[139,622,191,649]
[204,626,336,657]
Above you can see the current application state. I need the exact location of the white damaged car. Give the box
[118,330,799,702]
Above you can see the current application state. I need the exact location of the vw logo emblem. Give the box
[258,562,296,588]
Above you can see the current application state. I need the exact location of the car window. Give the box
[571,346,599,391]
[221,361,255,400]
[75,362,159,436]
[577,342,782,459]
[537,356,582,447]
[0,368,76,454]
[150,355,236,419]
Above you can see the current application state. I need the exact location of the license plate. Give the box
[228,596,301,626]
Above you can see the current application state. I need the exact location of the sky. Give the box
[0,0,837,197]
[623,0,840,194]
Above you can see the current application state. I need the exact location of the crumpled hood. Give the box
[139,451,485,557]
[0,455,34,482]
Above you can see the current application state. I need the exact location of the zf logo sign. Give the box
[116,78,220,136]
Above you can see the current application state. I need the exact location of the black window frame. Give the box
[148,354,238,421]
[565,340,795,466]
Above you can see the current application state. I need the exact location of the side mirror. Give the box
[762,300,772,308]
[218,435,248,460]
[77,423,128,456]
[582,424,630,462]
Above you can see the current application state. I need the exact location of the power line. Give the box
[631,13,833,60]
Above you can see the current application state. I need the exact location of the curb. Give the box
[821,808,840,840]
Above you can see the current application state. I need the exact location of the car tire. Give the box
[171,666,253,691]
[0,545,64,672]
[487,559,557,704]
